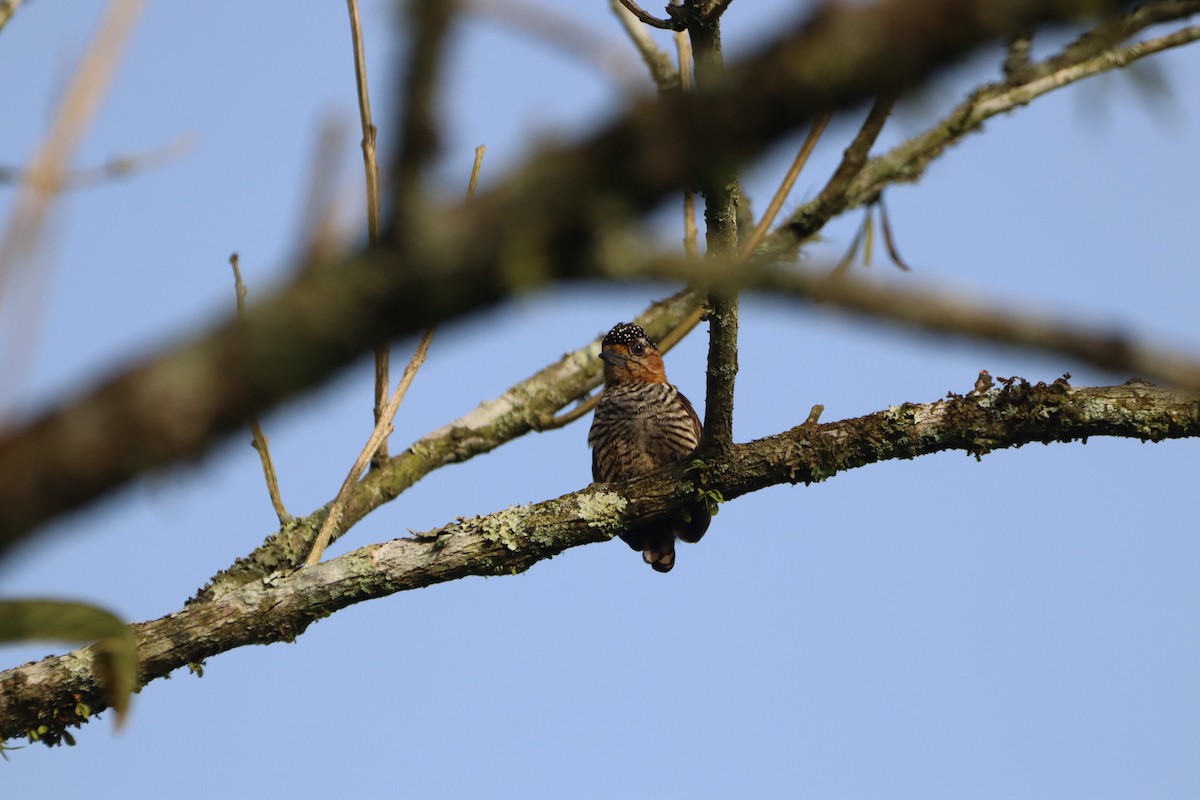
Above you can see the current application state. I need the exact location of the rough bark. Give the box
[3,379,1196,745]
[0,0,1150,551]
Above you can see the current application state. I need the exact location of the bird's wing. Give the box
[676,389,703,445]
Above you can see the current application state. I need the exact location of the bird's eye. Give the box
[631,342,645,356]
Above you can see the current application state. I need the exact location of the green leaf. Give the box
[0,600,137,728]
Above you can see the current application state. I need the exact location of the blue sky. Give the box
[1,2,1198,798]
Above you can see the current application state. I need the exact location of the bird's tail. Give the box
[643,541,675,573]
[620,504,710,573]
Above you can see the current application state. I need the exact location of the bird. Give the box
[588,322,710,572]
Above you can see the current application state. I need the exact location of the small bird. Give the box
[588,322,710,572]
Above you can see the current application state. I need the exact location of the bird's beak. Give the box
[599,350,627,366]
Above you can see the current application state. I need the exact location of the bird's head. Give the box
[599,323,668,386]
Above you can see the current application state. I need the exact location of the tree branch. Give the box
[229,254,290,525]
[345,0,392,467]
[304,328,435,566]
[690,8,740,452]
[603,255,1200,391]
[611,0,680,93]
[614,0,684,32]
[5,379,1197,744]
[0,0,1173,550]
[191,290,702,603]
[764,8,1200,259]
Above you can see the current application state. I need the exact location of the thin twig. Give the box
[11,379,1198,742]
[611,0,680,92]
[1003,29,1034,82]
[674,0,698,262]
[615,0,683,31]
[535,392,602,431]
[229,254,290,525]
[304,328,435,567]
[345,0,391,467]
[658,52,831,367]
[467,144,486,199]
[653,0,704,356]
[305,144,486,565]
[766,20,1200,262]
[0,135,192,189]
[740,110,832,260]
[592,250,1200,392]
[542,0,697,434]
[876,196,912,271]
[2,1,1195,551]
[0,0,145,408]
[0,0,23,33]
[812,93,896,221]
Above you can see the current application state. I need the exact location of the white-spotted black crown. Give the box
[602,322,658,350]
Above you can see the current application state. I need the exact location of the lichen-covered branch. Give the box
[191,291,701,603]
[764,5,1200,260]
[0,0,1147,551]
[5,378,1197,745]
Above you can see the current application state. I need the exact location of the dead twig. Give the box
[0,0,23,33]
[615,0,684,31]
[305,144,486,565]
[467,144,486,199]
[741,111,832,261]
[541,0,696,434]
[765,19,1200,262]
[345,0,391,467]
[229,254,290,524]
[611,0,679,92]
[673,0,698,262]
[304,328,435,567]
[0,0,145,409]
[0,135,192,189]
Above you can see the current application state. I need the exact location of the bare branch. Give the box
[0,0,145,410]
[7,380,1198,744]
[229,254,290,525]
[0,0,1177,550]
[0,0,23,35]
[766,16,1200,260]
[623,254,1200,392]
[0,136,191,189]
[344,0,392,467]
[304,328,435,566]
[0,0,145,297]
[615,0,683,31]
[192,289,701,602]
[690,12,739,452]
[611,0,680,92]
[740,111,831,260]
[303,145,486,566]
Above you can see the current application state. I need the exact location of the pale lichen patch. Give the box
[576,491,628,533]
[476,505,528,551]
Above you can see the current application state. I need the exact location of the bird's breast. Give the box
[589,383,700,483]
